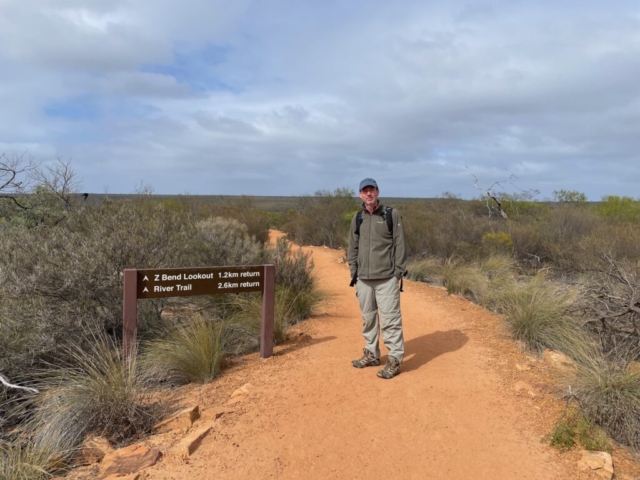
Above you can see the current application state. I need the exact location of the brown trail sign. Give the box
[123,265,275,361]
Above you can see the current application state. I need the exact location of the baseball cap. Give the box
[359,178,378,191]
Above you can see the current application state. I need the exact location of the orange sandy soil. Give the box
[75,231,640,480]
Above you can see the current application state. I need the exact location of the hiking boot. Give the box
[352,348,380,368]
[377,356,400,379]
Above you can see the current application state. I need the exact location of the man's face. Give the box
[359,185,379,206]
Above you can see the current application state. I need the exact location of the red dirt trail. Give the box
[142,233,600,480]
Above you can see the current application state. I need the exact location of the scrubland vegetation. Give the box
[0,156,319,478]
[280,187,640,453]
[2,151,640,477]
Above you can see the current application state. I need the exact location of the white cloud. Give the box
[0,0,639,198]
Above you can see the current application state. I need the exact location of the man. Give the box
[348,178,407,379]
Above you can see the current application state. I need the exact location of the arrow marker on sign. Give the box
[143,287,148,293]
[143,276,149,282]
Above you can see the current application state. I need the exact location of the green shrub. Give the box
[0,197,194,380]
[142,314,224,384]
[282,188,356,248]
[400,201,438,257]
[546,404,611,452]
[408,254,514,306]
[508,222,545,267]
[401,201,494,258]
[0,198,272,385]
[217,196,271,245]
[540,206,598,269]
[580,222,640,264]
[266,211,285,229]
[270,237,315,294]
[553,190,588,203]
[596,196,640,222]
[481,231,514,256]
[503,200,550,220]
[190,216,266,267]
[548,419,578,451]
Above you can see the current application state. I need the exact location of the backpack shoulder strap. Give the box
[385,207,394,236]
[355,208,392,236]
[354,210,363,236]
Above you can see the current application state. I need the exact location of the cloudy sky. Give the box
[1,1,639,199]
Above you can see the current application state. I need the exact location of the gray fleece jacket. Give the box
[347,203,407,281]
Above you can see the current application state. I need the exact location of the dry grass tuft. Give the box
[493,273,588,356]
[571,351,640,450]
[441,260,487,299]
[19,332,162,471]
[478,254,513,278]
[0,440,59,480]
[228,286,322,346]
[406,258,443,284]
[142,314,224,385]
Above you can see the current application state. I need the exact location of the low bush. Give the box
[270,237,315,294]
[401,201,496,258]
[0,200,269,385]
[481,231,514,256]
[0,197,193,380]
[580,222,640,265]
[596,196,640,223]
[282,188,356,248]
[508,222,546,267]
[553,190,588,203]
[503,200,550,220]
[546,403,611,452]
[217,196,271,245]
[190,216,266,267]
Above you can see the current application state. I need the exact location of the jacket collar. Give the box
[362,201,384,215]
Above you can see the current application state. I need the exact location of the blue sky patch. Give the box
[141,43,239,93]
[44,95,103,121]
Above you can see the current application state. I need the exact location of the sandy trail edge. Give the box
[140,234,628,480]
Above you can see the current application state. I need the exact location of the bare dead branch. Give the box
[0,194,29,210]
[0,152,36,194]
[468,171,517,219]
[29,156,80,209]
[0,372,38,394]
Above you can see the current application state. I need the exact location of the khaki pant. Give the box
[356,276,405,362]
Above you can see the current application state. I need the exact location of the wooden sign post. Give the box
[122,265,275,361]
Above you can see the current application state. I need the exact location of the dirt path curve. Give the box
[145,233,585,480]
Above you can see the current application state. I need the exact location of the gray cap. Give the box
[359,178,378,191]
